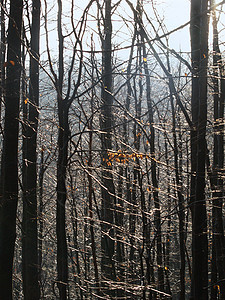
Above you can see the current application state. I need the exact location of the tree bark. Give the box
[0,0,6,122]
[100,0,116,290]
[0,0,23,298]
[22,1,41,298]
[190,0,209,298]
[144,47,164,294]
[210,1,225,297]
[56,2,68,297]
[167,55,186,299]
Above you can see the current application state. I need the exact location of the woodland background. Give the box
[0,0,224,299]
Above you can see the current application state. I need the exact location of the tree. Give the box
[1,0,225,298]
[209,0,225,297]
[0,0,23,298]
[22,1,41,298]
[100,0,116,291]
[44,0,89,297]
[190,0,209,298]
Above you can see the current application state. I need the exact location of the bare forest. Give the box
[0,0,225,299]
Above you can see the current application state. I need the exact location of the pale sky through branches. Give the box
[42,0,225,61]
[162,0,190,51]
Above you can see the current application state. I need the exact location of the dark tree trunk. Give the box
[0,0,6,122]
[88,60,100,296]
[38,148,45,296]
[144,49,164,294]
[164,139,172,296]
[167,54,186,298]
[55,2,68,299]
[56,1,68,296]
[210,238,218,300]
[210,1,225,297]
[0,0,23,298]
[190,0,209,298]
[100,0,116,289]
[22,1,41,298]
[55,0,84,297]
[56,109,69,300]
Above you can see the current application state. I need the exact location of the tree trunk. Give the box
[56,111,69,300]
[144,48,164,294]
[0,0,6,123]
[22,1,41,298]
[100,0,116,290]
[56,1,68,298]
[210,1,225,297]
[190,0,209,298]
[0,0,23,298]
[167,55,186,298]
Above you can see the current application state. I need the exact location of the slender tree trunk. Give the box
[167,60,186,298]
[144,47,164,294]
[53,0,84,297]
[116,163,125,270]
[38,148,45,296]
[22,1,41,298]
[100,0,116,289]
[56,1,68,298]
[56,106,69,300]
[190,0,209,298]
[142,41,158,300]
[164,139,172,296]
[0,0,23,298]
[88,63,100,296]
[210,238,218,299]
[210,1,225,297]
[0,0,6,123]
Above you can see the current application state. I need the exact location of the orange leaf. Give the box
[10,60,15,66]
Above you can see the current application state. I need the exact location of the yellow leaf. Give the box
[143,57,147,62]
[214,285,220,293]
[24,98,28,104]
